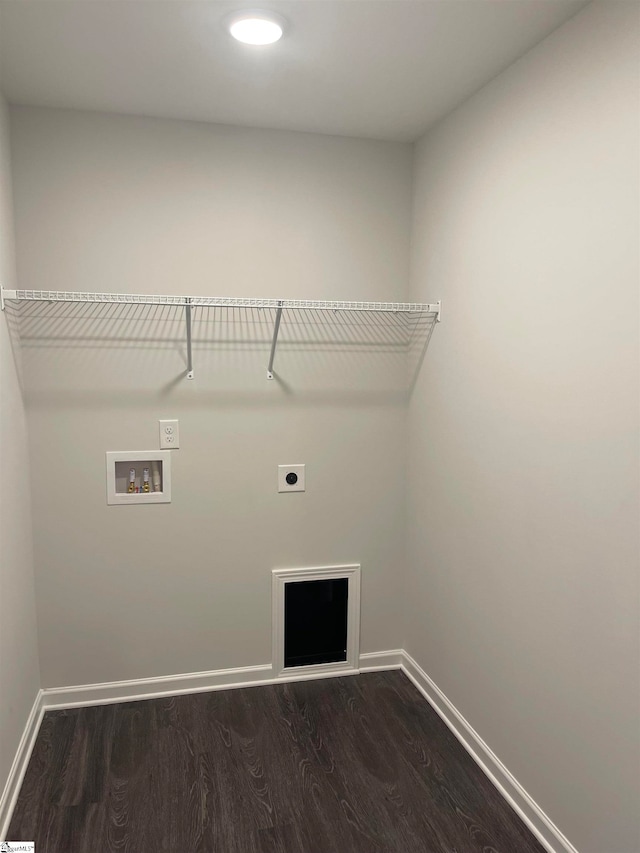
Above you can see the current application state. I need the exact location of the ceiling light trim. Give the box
[227,9,287,46]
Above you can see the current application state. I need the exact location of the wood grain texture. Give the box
[9,671,547,852]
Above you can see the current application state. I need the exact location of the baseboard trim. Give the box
[0,689,45,839]
[401,651,579,853]
[3,651,577,853]
[42,652,398,712]
[42,663,276,710]
[358,649,403,671]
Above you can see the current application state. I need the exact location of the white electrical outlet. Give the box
[159,419,179,449]
[278,464,305,493]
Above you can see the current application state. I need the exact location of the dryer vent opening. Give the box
[284,578,348,668]
[272,564,360,676]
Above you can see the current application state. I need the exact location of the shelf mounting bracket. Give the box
[267,301,284,380]
[0,286,13,312]
[185,298,194,380]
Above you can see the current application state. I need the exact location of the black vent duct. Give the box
[284,578,348,668]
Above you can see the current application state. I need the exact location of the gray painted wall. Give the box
[406,3,639,852]
[0,90,40,798]
[10,107,413,687]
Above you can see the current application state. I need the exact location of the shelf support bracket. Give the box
[267,301,284,380]
[429,301,441,323]
[185,298,194,380]
[0,286,14,311]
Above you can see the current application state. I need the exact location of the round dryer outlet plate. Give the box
[278,464,305,492]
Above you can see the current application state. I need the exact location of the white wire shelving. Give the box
[1,288,441,382]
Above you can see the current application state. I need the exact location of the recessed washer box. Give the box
[106,450,172,505]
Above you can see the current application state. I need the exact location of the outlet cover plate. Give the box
[159,419,179,449]
[278,464,305,493]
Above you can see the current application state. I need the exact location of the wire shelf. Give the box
[1,288,440,383]
[2,289,438,315]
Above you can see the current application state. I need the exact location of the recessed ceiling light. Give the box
[228,11,285,46]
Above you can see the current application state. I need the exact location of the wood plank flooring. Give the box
[9,671,547,852]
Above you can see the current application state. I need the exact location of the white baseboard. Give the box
[359,649,403,671]
[2,651,578,853]
[401,651,579,853]
[42,651,397,711]
[42,663,276,710]
[0,689,44,839]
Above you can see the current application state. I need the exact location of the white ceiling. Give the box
[0,0,587,142]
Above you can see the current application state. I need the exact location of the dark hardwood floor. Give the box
[9,670,546,852]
